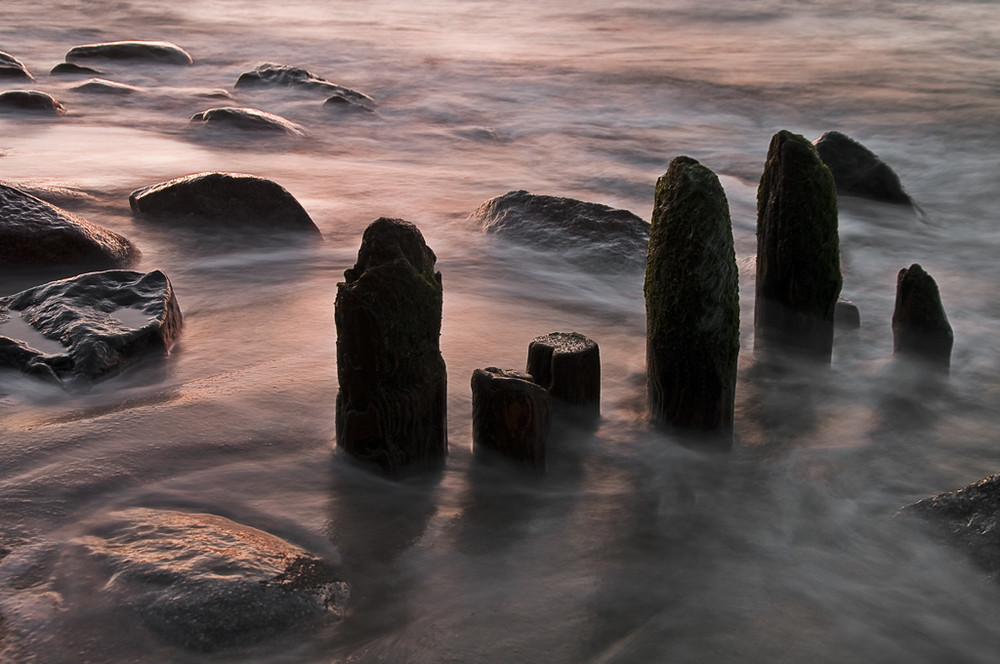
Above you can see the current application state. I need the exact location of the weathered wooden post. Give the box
[892,263,953,370]
[525,331,600,412]
[471,367,550,471]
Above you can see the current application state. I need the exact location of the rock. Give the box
[891,263,953,369]
[754,130,842,362]
[0,183,139,272]
[471,367,549,471]
[897,475,1000,580]
[129,172,320,235]
[813,131,913,206]
[234,63,374,106]
[470,190,649,268]
[0,269,182,386]
[0,50,33,80]
[69,77,141,95]
[323,93,376,113]
[189,106,305,136]
[644,156,739,440]
[65,40,193,66]
[834,297,861,330]
[335,218,448,475]
[76,507,348,651]
[525,331,601,411]
[0,90,66,115]
[50,62,104,77]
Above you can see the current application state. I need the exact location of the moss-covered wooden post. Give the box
[644,156,740,441]
[334,217,447,474]
[471,367,549,471]
[892,263,953,370]
[754,130,842,362]
[525,331,600,413]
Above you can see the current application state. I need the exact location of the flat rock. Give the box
[470,190,649,269]
[76,507,348,651]
[0,50,33,80]
[0,183,138,272]
[235,63,374,107]
[0,90,66,115]
[189,106,304,136]
[70,77,142,95]
[0,269,182,386]
[129,172,320,235]
[814,131,913,206]
[66,40,193,66]
[50,62,105,77]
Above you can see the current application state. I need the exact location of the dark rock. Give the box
[754,130,842,362]
[814,131,913,206]
[0,50,33,80]
[323,93,376,113]
[335,218,448,475]
[65,40,193,66]
[0,90,66,115]
[189,106,304,136]
[129,172,320,235]
[897,475,1000,580]
[834,297,861,330]
[891,263,953,369]
[234,63,374,106]
[50,62,105,77]
[525,331,601,411]
[77,507,348,651]
[70,77,141,95]
[644,156,739,440]
[0,269,182,386]
[472,367,549,471]
[470,190,649,268]
[0,183,139,272]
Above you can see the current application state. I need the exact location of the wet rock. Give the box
[323,93,376,113]
[0,269,182,386]
[644,156,739,440]
[129,172,320,235]
[472,367,549,471]
[814,131,913,206]
[470,190,649,268]
[50,62,104,77]
[891,263,953,369]
[77,508,348,651]
[0,50,33,80]
[834,297,861,330]
[189,106,305,136]
[335,218,448,475]
[234,63,374,106]
[65,40,193,66]
[898,475,1000,580]
[69,77,141,95]
[0,90,66,115]
[0,183,138,272]
[525,331,601,411]
[754,130,842,362]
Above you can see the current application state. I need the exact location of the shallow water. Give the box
[3,0,1000,662]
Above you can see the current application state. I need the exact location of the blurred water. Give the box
[2,0,1000,661]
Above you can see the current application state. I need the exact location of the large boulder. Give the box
[65,40,193,66]
[813,131,913,206]
[335,218,448,475]
[0,183,139,272]
[754,130,842,362]
[0,90,66,115]
[234,63,374,107]
[0,270,182,386]
[75,507,348,651]
[189,106,304,136]
[644,156,739,441]
[0,50,33,80]
[891,263,953,370]
[129,172,320,235]
[470,190,649,269]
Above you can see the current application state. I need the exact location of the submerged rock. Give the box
[0,269,182,386]
[472,367,549,471]
[644,156,739,441]
[754,130,842,362]
[129,172,320,235]
[77,508,348,651]
[891,263,953,370]
[0,183,138,272]
[0,90,66,115]
[235,63,374,106]
[813,131,913,206]
[189,106,305,136]
[470,190,649,268]
[335,217,448,475]
[65,40,193,66]
[50,62,104,77]
[525,331,601,411]
[834,297,861,331]
[0,50,33,80]
[70,77,141,95]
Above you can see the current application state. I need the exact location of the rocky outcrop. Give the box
[234,63,374,106]
[754,130,842,362]
[335,218,448,475]
[129,172,320,235]
[0,90,66,115]
[892,263,953,369]
[644,156,739,441]
[0,269,182,386]
[525,331,601,411]
[470,190,649,268]
[76,507,348,651]
[472,367,549,471]
[189,106,305,136]
[0,50,33,80]
[813,131,913,206]
[0,183,138,272]
[70,78,141,95]
[50,62,104,77]
[65,40,193,66]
